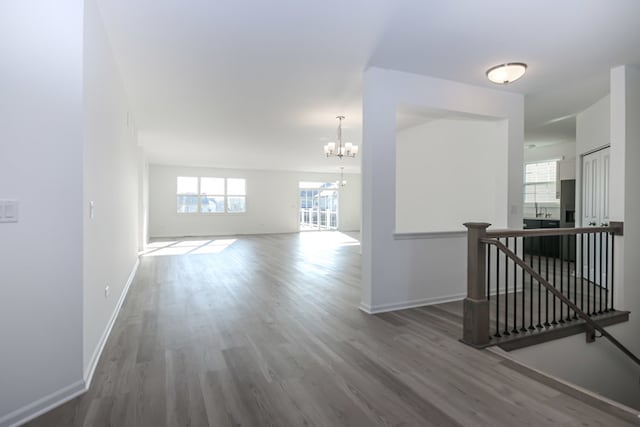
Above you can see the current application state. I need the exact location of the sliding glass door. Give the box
[299,182,338,231]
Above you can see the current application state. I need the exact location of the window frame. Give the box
[176,176,247,214]
[226,178,247,213]
[523,160,559,204]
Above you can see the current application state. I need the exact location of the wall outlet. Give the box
[104,285,110,298]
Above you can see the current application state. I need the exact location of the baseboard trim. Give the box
[0,258,141,427]
[489,347,640,423]
[0,380,86,427]
[360,293,466,314]
[84,258,140,385]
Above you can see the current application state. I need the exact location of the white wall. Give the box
[575,95,610,228]
[524,140,576,164]
[576,95,610,156]
[149,165,361,238]
[611,65,640,342]
[512,322,640,410]
[513,66,640,411]
[361,67,524,312]
[0,2,85,424]
[397,118,508,232]
[138,149,150,251]
[82,0,140,379]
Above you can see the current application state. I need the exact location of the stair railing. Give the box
[462,221,639,368]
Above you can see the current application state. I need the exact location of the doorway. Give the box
[299,182,338,231]
[581,146,610,285]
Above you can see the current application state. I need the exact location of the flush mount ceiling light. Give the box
[323,116,358,159]
[486,62,527,85]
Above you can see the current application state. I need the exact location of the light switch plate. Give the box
[0,199,18,223]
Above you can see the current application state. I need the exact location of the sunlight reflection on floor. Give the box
[140,238,237,257]
[299,231,360,248]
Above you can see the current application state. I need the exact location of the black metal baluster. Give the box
[512,237,518,334]
[521,237,527,332]
[573,237,578,320]
[503,239,510,336]
[528,244,534,330]
[552,243,557,325]
[598,232,603,314]
[487,244,491,302]
[495,241,501,337]
[487,245,492,340]
[536,251,542,328]
[587,233,591,317]
[604,232,609,313]
[544,243,550,328]
[580,233,585,314]
[559,235,565,323]
[611,234,615,311]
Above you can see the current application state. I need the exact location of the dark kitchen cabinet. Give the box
[523,219,560,258]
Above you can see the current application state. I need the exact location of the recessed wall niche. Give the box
[395,106,509,233]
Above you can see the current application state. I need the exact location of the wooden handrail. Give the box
[485,221,623,239]
[482,237,640,368]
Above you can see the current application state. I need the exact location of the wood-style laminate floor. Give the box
[26,232,639,426]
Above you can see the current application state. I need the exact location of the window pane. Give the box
[200,196,225,213]
[525,161,556,183]
[227,178,246,195]
[228,196,246,213]
[524,183,556,203]
[177,195,198,213]
[177,177,198,194]
[200,177,225,195]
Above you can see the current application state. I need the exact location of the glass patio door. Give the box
[299,182,338,231]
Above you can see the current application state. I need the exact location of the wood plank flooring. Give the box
[25,232,639,426]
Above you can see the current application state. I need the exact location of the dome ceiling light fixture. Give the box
[486,62,528,85]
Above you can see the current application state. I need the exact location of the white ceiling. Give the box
[96,0,640,173]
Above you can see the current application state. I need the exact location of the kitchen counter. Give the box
[523,217,560,221]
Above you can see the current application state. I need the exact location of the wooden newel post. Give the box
[462,222,491,347]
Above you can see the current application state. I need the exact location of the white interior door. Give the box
[582,147,610,227]
[581,147,610,286]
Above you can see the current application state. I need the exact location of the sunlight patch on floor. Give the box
[299,231,360,248]
[140,238,237,257]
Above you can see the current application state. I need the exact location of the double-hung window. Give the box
[200,177,225,213]
[524,160,558,203]
[176,177,199,213]
[177,177,246,213]
[226,178,246,213]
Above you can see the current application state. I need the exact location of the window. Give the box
[524,160,558,203]
[200,177,225,213]
[177,177,246,213]
[177,177,199,213]
[226,178,246,213]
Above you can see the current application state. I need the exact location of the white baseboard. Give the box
[0,380,86,427]
[359,293,467,314]
[0,258,140,427]
[84,258,140,385]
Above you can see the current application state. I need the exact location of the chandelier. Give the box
[337,167,347,187]
[323,116,358,159]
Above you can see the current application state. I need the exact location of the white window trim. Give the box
[176,177,247,214]
[523,159,560,205]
